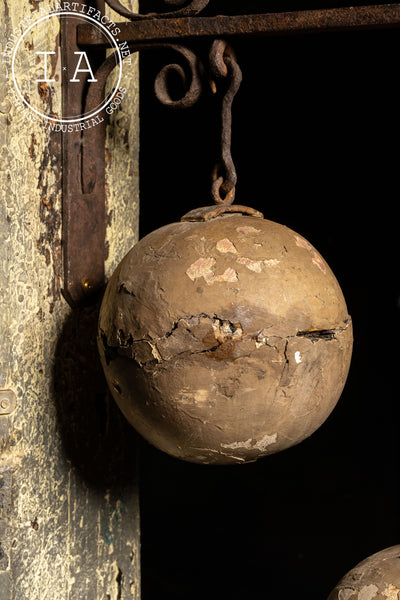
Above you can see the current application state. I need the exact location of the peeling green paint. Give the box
[0,2,140,599]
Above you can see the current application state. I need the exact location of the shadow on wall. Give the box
[53,299,139,491]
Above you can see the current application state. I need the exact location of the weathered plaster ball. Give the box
[327,546,400,600]
[98,212,352,464]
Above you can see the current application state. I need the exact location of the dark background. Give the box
[137,1,400,598]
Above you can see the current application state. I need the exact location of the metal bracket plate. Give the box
[61,2,107,307]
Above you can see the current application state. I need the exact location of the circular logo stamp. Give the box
[3,4,131,130]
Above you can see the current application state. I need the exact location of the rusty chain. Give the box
[209,40,242,206]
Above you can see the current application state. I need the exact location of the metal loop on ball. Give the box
[211,168,236,205]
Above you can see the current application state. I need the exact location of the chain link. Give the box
[209,40,243,205]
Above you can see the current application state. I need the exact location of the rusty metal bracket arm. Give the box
[77,4,400,47]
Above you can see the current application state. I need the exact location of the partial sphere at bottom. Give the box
[327,546,400,599]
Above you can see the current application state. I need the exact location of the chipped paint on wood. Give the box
[104,36,139,277]
[0,2,140,599]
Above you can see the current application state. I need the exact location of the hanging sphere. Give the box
[98,209,352,464]
[327,546,400,599]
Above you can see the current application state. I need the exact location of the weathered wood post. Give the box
[0,2,140,598]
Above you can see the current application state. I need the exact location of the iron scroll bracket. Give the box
[61,1,400,307]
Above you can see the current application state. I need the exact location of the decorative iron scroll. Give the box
[104,0,210,20]
[144,39,241,204]
[81,37,241,204]
[81,43,204,196]
[138,39,241,204]
[152,44,203,109]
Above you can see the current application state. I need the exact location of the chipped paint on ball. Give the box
[236,256,263,273]
[338,590,358,600]
[216,238,238,254]
[312,252,327,274]
[295,235,327,273]
[222,433,278,452]
[254,432,278,451]
[359,585,379,600]
[236,225,261,235]
[221,438,253,450]
[186,257,216,284]
[264,258,280,267]
[186,259,238,285]
[194,389,209,404]
[214,267,238,283]
[236,256,279,273]
[295,351,302,364]
[295,235,313,251]
[212,319,243,342]
[383,585,400,600]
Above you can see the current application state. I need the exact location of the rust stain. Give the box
[31,518,39,531]
[29,134,37,160]
[38,81,49,101]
